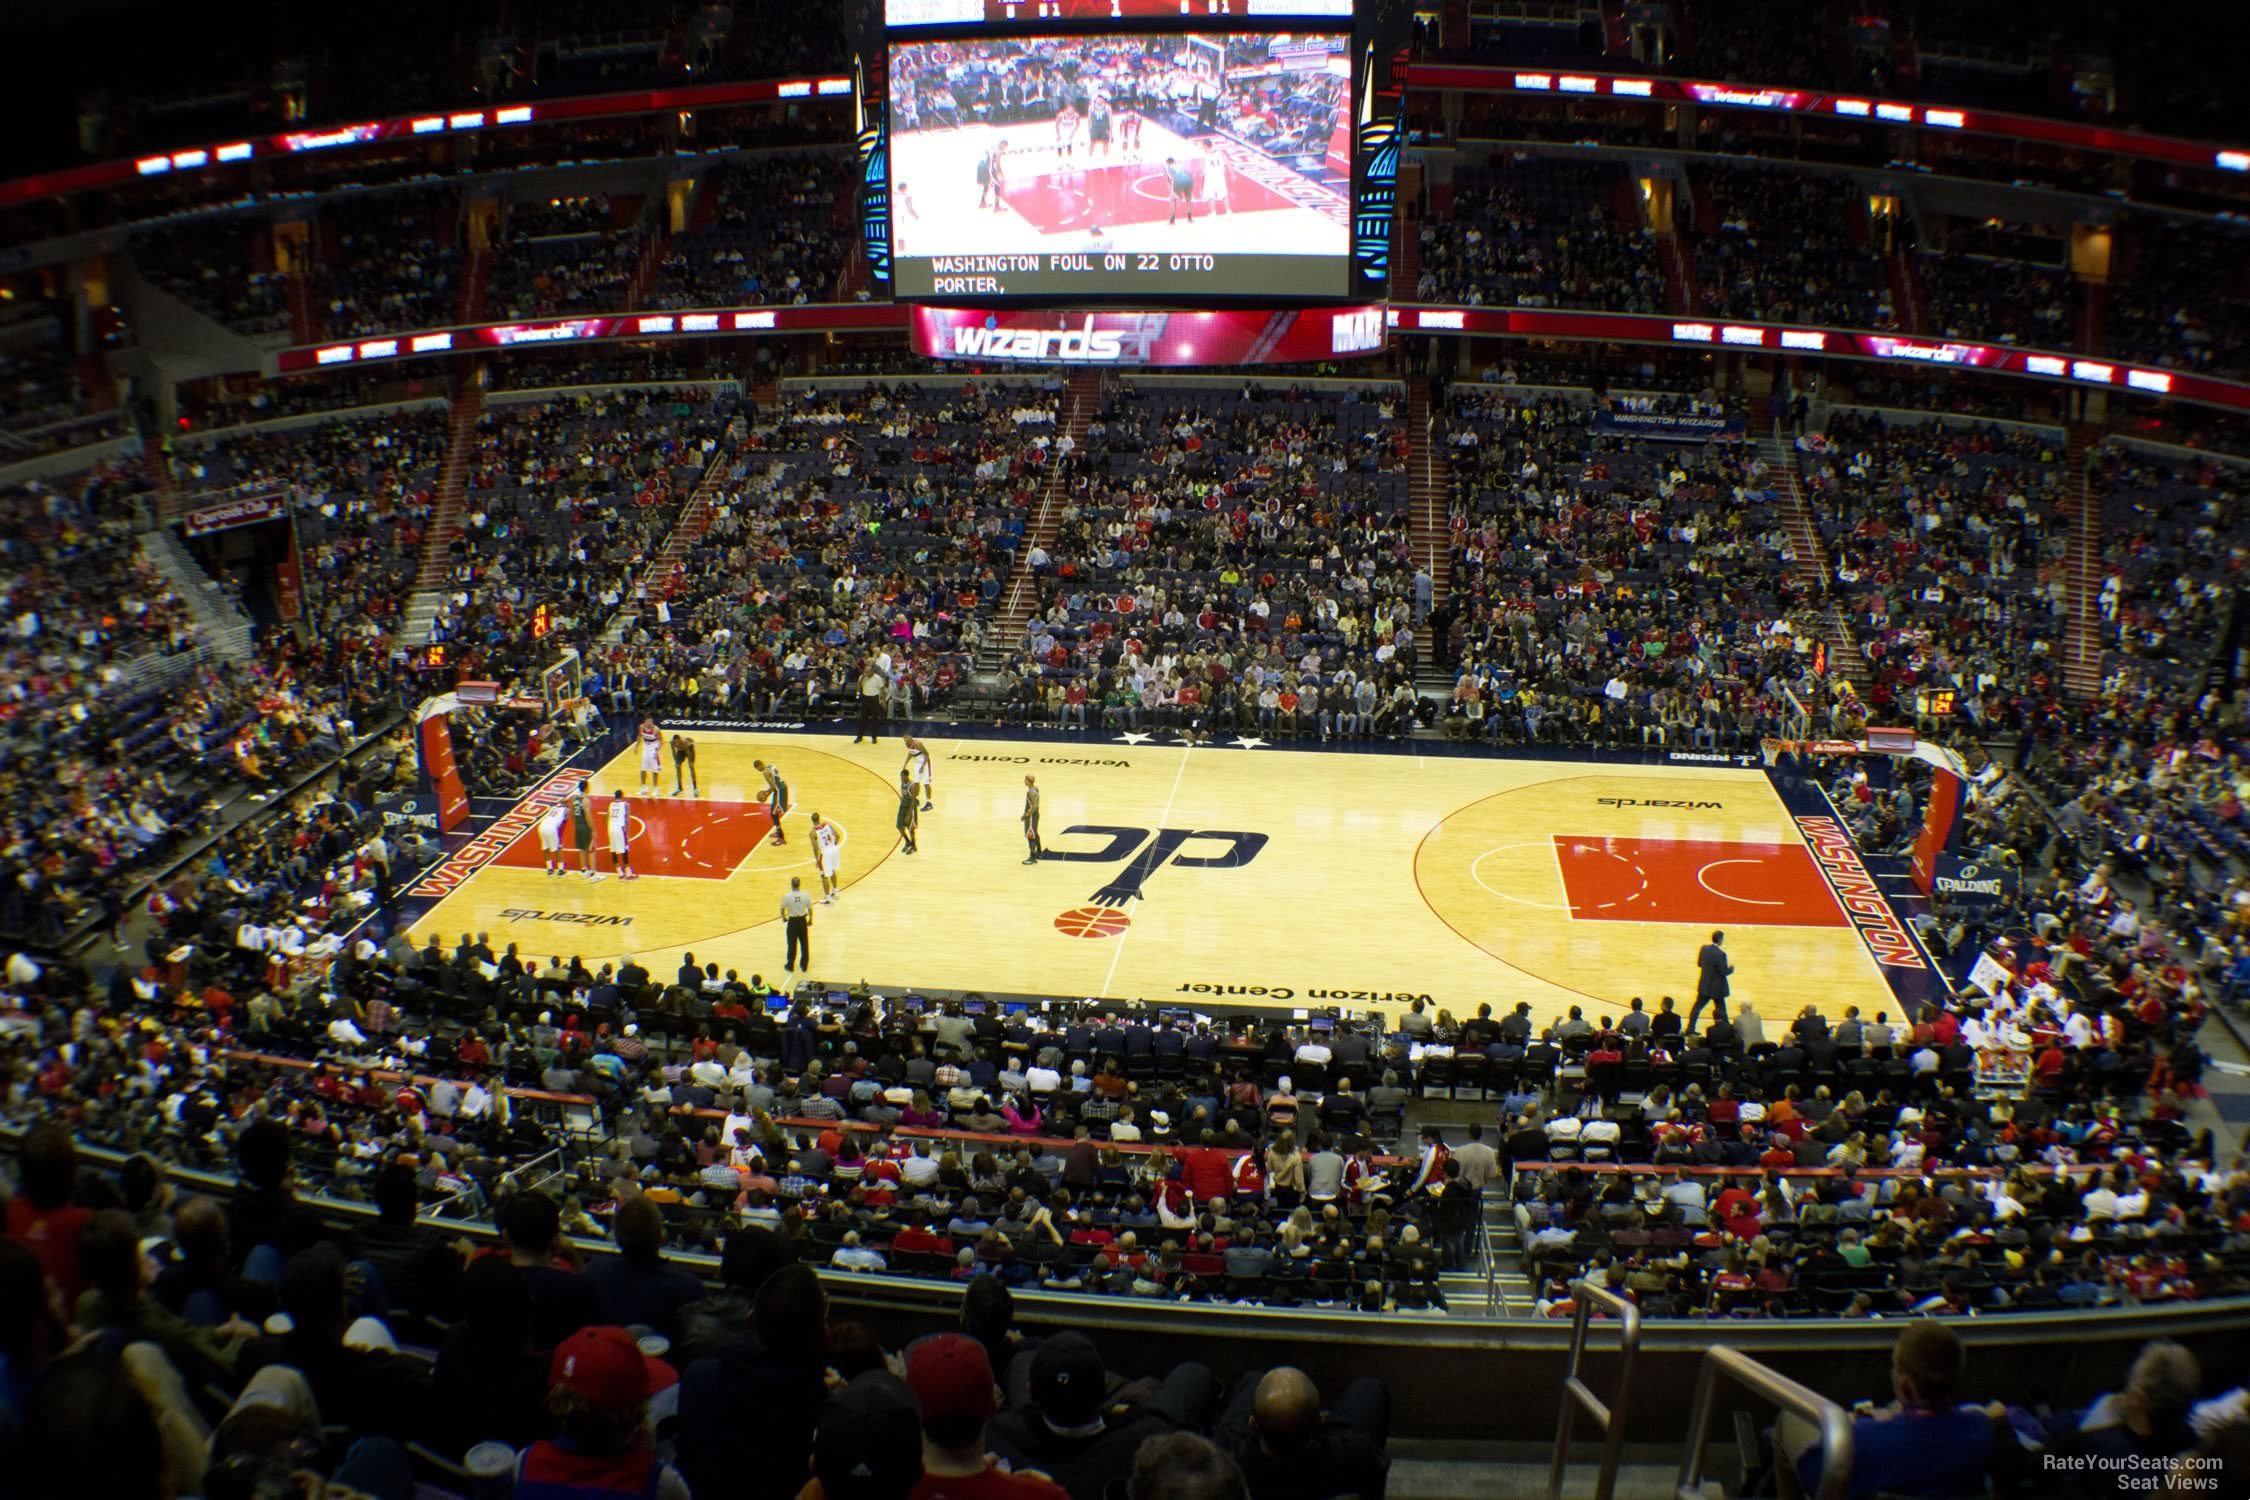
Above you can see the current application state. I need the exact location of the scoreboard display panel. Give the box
[885,1,1355,28]
[885,29,1354,299]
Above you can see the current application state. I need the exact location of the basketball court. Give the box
[398,730,1930,1025]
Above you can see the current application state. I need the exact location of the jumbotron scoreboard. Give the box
[857,0,1402,321]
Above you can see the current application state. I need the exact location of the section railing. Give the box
[1546,1277,1643,1500]
[1674,1345,1853,1500]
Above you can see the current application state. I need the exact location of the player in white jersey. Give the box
[537,800,570,876]
[1055,101,1080,161]
[903,735,934,812]
[1199,141,1231,214]
[608,789,636,880]
[810,812,843,903]
[637,718,662,792]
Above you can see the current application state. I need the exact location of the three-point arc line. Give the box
[1468,843,1575,912]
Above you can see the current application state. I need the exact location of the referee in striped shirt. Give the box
[781,877,814,973]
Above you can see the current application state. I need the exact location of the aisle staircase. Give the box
[831,172,871,302]
[2063,423,2106,700]
[457,248,490,324]
[141,430,177,509]
[978,370,1098,671]
[1754,397,1871,697]
[2078,277,2109,357]
[1406,374,1453,688]
[603,413,748,641]
[1888,250,1927,333]
[286,269,319,345]
[621,227,668,310]
[1437,1191,1533,1319]
[1656,230,1698,315]
[400,369,486,646]
[140,529,257,664]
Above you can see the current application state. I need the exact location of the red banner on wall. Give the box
[908,305,1389,366]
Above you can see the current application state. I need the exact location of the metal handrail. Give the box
[1479,1207,1499,1316]
[1546,1278,1642,1500]
[1675,1345,1853,1500]
[499,1147,564,1198]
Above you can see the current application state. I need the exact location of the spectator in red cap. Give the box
[905,1333,1067,1499]
[514,1325,686,1500]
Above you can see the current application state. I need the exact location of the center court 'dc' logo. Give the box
[1046,825,1268,939]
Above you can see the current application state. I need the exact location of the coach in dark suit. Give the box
[1686,930,1732,1032]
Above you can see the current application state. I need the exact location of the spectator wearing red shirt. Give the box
[1229,1150,1267,1202]
[1714,1180,1761,1239]
[201,985,237,1027]
[905,1333,1069,1500]
[4,1124,92,1307]
[1707,1084,1742,1132]
[1180,1138,1233,1204]
[892,1214,956,1261]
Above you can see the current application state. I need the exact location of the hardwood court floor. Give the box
[405,732,1909,1025]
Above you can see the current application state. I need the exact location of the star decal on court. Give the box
[1112,731,1155,744]
[1230,736,1269,750]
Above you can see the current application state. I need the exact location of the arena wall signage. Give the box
[177,489,286,536]
[16,59,2240,215]
[1390,306,2250,414]
[908,306,1390,367]
[1401,63,2250,176]
[374,791,439,832]
[267,302,2250,414]
[0,76,853,210]
[1590,409,1744,441]
[1931,855,2019,909]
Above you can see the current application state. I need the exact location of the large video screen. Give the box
[886,32,1353,300]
